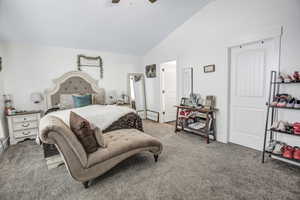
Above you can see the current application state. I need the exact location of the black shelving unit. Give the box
[268,129,300,137]
[262,71,300,167]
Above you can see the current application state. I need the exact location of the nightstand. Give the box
[7,111,42,145]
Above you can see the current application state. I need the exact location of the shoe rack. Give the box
[262,71,300,166]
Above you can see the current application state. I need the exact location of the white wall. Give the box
[2,42,141,111]
[0,41,6,140]
[142,0,300,143]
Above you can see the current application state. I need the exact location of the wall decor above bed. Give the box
[77,54,103,79]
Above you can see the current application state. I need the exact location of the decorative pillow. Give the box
[72,94,92,108]
[92,93,105,105]
[60,94,74,109]
[69,111,99,154]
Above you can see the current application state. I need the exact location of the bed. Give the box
[39,71,162,186]
[42,71,143,158]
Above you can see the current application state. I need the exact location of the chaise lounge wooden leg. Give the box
[154,154,159,162]
[83,181,89,189]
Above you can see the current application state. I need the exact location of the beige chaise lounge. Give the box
[39,116,163,188]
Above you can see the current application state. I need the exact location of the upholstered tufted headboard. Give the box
[45,71,105,108]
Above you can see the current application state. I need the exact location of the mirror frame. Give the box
[127,73,147,117]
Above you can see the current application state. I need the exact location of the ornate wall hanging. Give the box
[77,54,103,79]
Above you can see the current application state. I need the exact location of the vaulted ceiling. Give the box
[0,0,212,55]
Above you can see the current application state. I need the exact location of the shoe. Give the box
[284,74,292,83]
[293,71,300,81]
[179,110,191,118]
[293,147,300,160]
[271,121,279,130]
[294,122,300,135]
[287,74,295,82]
[294,100,300,109]
[295,129,300,135]
[266,140,277,152]
[285,122,294,134]
[282,145,295,159]
[270,95,281,106]
[277,98,287,107]
[278,73,286,83]
[273,142,285,155]
[277,121,287,132]
[286,98,296,108]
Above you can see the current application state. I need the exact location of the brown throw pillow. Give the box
[69,111,99,154]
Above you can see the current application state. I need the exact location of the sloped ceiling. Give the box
[0,0,212,55]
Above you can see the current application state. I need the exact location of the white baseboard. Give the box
[0,137,9,154]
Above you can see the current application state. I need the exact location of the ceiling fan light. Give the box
[148,0,157,3]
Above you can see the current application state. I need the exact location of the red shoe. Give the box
[294,127,300,134]
[293,122,300,135]
[293,71,300,81]
[293,147,300,160]
[179,110,191,118]
[294,122,300,127]
[282,145,294,159]
[293,123,300,134]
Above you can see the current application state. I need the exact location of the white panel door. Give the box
[230,39,277,150]
[161,62,177,122]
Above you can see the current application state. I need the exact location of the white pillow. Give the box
[60,94,74,109]
[92,93,105,105]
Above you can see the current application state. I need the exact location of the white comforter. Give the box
[48,105,135,130]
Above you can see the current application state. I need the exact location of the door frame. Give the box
[225,26,283,144]
[159,60,178,123]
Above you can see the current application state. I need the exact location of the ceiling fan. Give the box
[112,0,157,4]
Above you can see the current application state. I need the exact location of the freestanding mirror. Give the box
[128,73,147,119]
[182,67,193,98]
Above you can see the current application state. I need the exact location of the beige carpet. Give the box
[0,120,299,200]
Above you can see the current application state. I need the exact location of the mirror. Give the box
[128,73,146,119]
[182,67,193,98]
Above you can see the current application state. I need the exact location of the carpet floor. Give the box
[0,120,299,200]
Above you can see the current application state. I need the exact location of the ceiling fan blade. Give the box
[111,0,157,4]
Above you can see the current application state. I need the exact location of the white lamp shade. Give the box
[30,93,43,104]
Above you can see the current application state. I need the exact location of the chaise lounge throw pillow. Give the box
[70,111,105,154]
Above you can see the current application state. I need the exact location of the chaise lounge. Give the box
[39,115,163,188]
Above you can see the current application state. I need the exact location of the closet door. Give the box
[230,39,278,150]
[161,61,177,122]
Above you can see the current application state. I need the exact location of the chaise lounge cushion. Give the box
[87,129,163,167]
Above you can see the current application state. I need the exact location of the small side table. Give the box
[174,105,218,144]
[7,111,42,145]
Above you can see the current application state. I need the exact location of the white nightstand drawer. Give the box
[14,129,37,139]
[12,114,38,123]
[13,121,38,131]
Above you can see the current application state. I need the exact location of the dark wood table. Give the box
[174,105,218,144]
